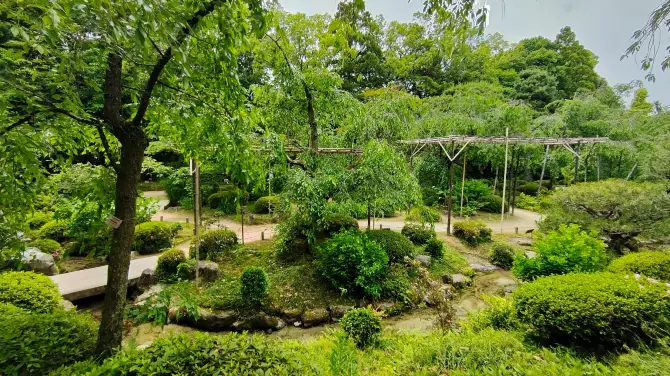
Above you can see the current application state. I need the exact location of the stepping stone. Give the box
[470,263,499,273]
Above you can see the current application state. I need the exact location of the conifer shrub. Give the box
[453,221,492,246]
[26,239,62,255]
[340,308,382,348]
[240,266,269,310]
[489,243,516,270]
[133,222,181,255]
[27,212,52,230]
[425,238,445,259]
[38,220,68,242]
[156,249,186,282]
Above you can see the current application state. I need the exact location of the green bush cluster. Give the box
[317,231,388,298]
[401,223,436,245]
[365,229,414,263]
[207,190,238,214]
[252,196,285,214]
[489,243,515,269]
[513,224,607,280]
[133,222,181,255]
[380,264,412,303]
[479,195,508,213]
[0,310,97,375]
[452,221,492,246]
[320,213,359,238]
[340,308,382,349]
[514,272,670,349]
[156,249,187,282]
[191,229,238,260]
[0,302,25,315]
[27,239,62,255]
[466,295,518,332]
[0,271,62,313]
[607,251,670,281]
[425,238,444,259]
[240,266,269,310]
[176,259,197,281]
[325,200,368,219]
[27,212,52,230]
[406,205,441,224]
[518,181,548,196]
[38,220,68,242]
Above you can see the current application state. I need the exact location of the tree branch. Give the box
[95,124,121,173]
[131,1,221,129]
[157,79,231,118]
[0,115,33,136]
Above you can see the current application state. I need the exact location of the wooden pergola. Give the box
[399,131,610,234]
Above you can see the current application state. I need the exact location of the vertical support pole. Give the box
[186,217,189,224]
[193,160,201,283]
[537,145,549,199]
[626,162,638,180]
[160,216,163,222]
[573,142,581,185]
[493,166,498,195]
[515,227,518,234]
[241,206,245,245]
[501,128,509,234]
[447,141,455,235]
[584,153,589,183]
[460,152,467,217]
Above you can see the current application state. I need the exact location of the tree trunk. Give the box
[95,137,146,357]
[304,83,318,151]
[367,202,371,230]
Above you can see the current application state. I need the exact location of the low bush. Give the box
[401,223,436,245]
[51,332,307,375]
[26,239,62,255]
[365,229,414,263]
[320,213,359,238]
[207,190,239,214]
[192,229,238,260]
[156,249,186,283]
[380,264,412,303]
[432,328,525,371]
[274,214,312,261]
[176,259,197,281]
[133,222,181,255]
[452,221,492,246]
[479,195,508,213]
[425,238,444,259]
[489,243,515,269]
[518,181,548,196]
[317,231,388,298]
[240,266,269,310]
[0,302,24,315]
[406,205,441,224]
[0,310,97,375]
[340,308,382,348]
[513,272,670,349]
[27,212,52,230]
[515,192,541,211]
[0,271,62,313]
[513,224,607,281]
[38,220,68,242]
[607,251,670,281]
[252,196,284,214]
[465,295,518,332]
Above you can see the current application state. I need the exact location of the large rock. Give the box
[60,300,75,311]
[525,251,537,259]
[450,274,471,289]
[197,261,222,282]
[281,308,304,323]
[178,309,238,331]
[20,248,58,276]
[301,308,330,328]
[134,284,164,305]
[136,269,157,292]
[328,305,353,322]
[233,312,285,332]
[470,263,499,273]
[415,255,432,267]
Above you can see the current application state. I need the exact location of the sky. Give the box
[278,0,669,105]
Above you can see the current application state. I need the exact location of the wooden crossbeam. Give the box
[252,147,363,155]
[399,136,609,146]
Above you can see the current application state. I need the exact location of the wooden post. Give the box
[501,128,509,234]
[186,217,189,224]
[584,153,589,183]
[261,231,264,241]
[573,143,581,185]
[447,141,455,235]
[241,206,245,245]
[537,145,549,199]
[160,216,163,222]
[459,152,467,217]
[515,227,518,234]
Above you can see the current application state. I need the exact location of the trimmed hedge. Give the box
[425,238,445,259]
[191,229,238,260]
[0,271,62,313]
[27,212,52,230]
[406,206,441,224]
[518,182,548,196]
[156,249,186,282]
[401,223,436,245]
[252,196,282,214]
[607,251,670,281]
[133,222,181,255]
[38,220,68,242]
[0,310,97,375]
[340,308,382,348]
[320,213,359,238]
[514,272,670,348]
[489,243,515,270]
[240,266,269,310]
[27,239,62,255]
[453,221,492,246]
[479,195,508,213]
[366,229,414,263]
[207,190,238,214]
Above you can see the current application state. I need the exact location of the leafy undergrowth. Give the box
[427,245,470,280]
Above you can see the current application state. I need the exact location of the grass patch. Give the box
[173,223,194,246]
[428,246,469,280]
[138,181,163,191]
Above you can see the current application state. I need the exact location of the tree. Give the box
[630,88,654,115]
[514,68,559,110]
[624,1,670,81]
[1,0,266,356]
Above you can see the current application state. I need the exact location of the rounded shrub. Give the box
[27,212,52,230]
[512,224,607,281]
[406,205,441,224]
[425,238,445,259]
[0,310,97,375]
[133,222,181,255]
[207,190,237,214]
[176,259,197,281]
[191,229,238,260]
[489,243,516,270]
[366,229,414,263]
[0,271,62,313]
[240,266,269,310]
[317,231,388,298]
[252,196,282,214]
[38,220,68,242]
[479,195,508,213]
[518,182,547,196]
[0,302,24,315]
[340,307,382,348]
[513,272,670,349]
[156,249,186,282]
[401,223,436,245]
[453,221,492,246]
[320,213,359,238]
[607,251,670,281]
[27,238,62,255]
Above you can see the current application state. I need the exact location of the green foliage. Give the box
[51,332,307,375]
[513,224,607,280]
[452,221,492,246]
[317,231,388,298]
[127,284,199,326]
[425,238,445,259]
[156,249,187,283]
[489,243,516,270]
[326,200,368,219]
[133,222,181,255]
[465,295,518,332]
[208,190,241,214]
[406,205,441,224]
[0,310,97,376]
[38,220,68,242]
[380,264,412,303]
[607,251,670,281]
[252,195,284,214]
[192,229,238,260]
[320,213,359,238]
[365,229,414,263]
[514,272,670,349]
[240,266,269,310]
[478,195,508,213]
[0,302,25,315]
[515,192,542,212]
[26,212,51,230]
[401,223,436,245]
[518,181,547,196]
[26,239,62,255]
[0,271,62,314]
[176,259,197,281]
[340,308,382,349]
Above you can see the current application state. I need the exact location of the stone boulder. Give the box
[441,274,453,284]
[328,305,353,322]
[450,274,471,289]
[233,312,285,332]
[301,308,330,328]
[197,261,222,282]
[60,300,75,311]
[136,269,156,292]
[281,308,304,323]
[134,284,164,305]
[178,309,238,331]
[469,263,499,274]
[415,255,432,267]
[20,248,58,276]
